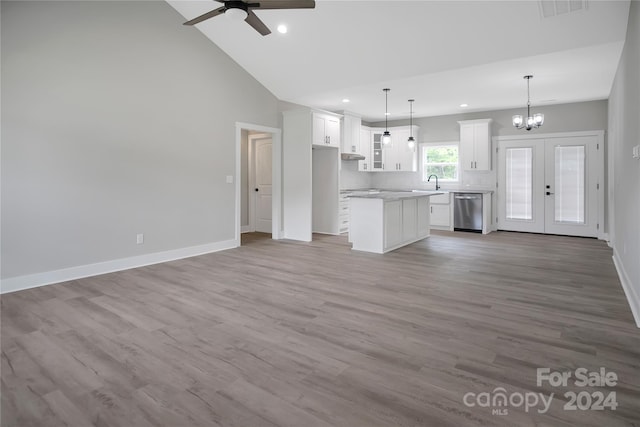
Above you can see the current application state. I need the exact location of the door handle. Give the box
[546,191,554,195]
[255,188,259,192]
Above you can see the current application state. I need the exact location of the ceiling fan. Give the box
[183,0,316,36]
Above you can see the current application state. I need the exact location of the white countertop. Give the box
[341,188,493,195]
[348,191,444,200]
[447,190,493,194]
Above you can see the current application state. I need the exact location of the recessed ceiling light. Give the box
[277,24,287,34]
[460,103,469,108]
[342,98,350,103]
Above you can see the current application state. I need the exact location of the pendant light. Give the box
[382,88,391,145]
[407,99,416,149]
[512,75,544,131]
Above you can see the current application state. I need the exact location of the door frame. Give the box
[235,122,282,244]
[494,130,605,240]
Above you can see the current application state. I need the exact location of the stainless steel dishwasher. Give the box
[454,193,483,232]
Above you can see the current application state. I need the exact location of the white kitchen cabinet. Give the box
[429,192,452,229]
[350,194,433,253]
[339,192,350,235]
[313,112,341,147]
[358,127,371,171]
[458,119,492,171]
[341,113,361,154]
[388,127,418,171]
[417,197,430,236]
[369,126,418,172]
[401,198,418,241]
[384,200,403,248]
[370,129,385,171]
[430,205,451,228]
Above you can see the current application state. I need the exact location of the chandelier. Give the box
[512,75,544,131]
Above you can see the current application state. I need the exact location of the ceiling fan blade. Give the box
[245,9,271,36]
[252,0,315,10]
[183,6,226,26]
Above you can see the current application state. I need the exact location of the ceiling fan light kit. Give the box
[225,6,248,21]
[382,88,391,145]
[183,0,315,36]
[513,75,544,131]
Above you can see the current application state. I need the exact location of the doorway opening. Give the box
[235,123,282,246]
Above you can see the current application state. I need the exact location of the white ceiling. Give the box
[168,0,630,121]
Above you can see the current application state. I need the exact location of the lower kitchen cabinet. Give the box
[429,192,452,230]
[339,193,350,235]
[401,198,418,241]
[430,204,451,228]
[383,197,430,252]
[350,193,435,254]
[417,197,430,236]
[384,200,403,248]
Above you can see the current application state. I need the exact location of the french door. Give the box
[497,133,602,237]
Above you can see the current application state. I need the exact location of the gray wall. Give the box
[1,1,279,280]
[608,0,639,322]
[370,100,608,140]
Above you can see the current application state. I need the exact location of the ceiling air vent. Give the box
[539,0,588,18]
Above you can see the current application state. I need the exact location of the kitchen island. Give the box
[349,191,443,254]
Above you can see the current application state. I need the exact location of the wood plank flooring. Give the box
[2,231,639,426]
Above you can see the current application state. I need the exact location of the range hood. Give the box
[341,152,365,161]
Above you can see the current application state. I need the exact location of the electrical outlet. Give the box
[633,145,640,159]
[226,175,233,184]
[136,233,144,245]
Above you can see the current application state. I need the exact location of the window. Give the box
[422,143,459,182]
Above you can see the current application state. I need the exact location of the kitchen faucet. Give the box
[427,174,440,190]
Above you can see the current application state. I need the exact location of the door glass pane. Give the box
[506,147,532,220]
[555,145,585,224]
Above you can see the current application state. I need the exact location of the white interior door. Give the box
[498,139,545,233]
[544,135,599,237]
[254,136,272,234]
[498,134,600,237]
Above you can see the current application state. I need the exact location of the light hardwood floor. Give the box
[2,231,639,427]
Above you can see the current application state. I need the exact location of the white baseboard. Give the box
[241,225,252,233]
[612,249,640,328]
[0,239,239,295]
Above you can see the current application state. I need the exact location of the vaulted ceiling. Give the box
[168,0,630,121]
